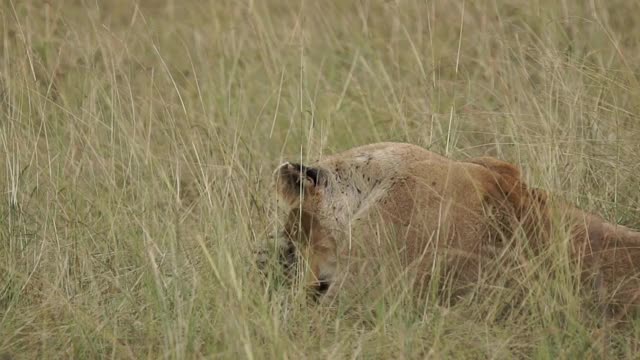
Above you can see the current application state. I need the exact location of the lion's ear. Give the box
[275,162,328,202]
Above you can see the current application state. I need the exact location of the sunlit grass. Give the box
[1,0,640,358]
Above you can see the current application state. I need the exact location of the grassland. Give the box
[2,0,640,358]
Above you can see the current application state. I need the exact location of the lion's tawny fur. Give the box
[274,142,640,310]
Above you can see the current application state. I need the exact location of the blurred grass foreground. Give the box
[2,0,640,358]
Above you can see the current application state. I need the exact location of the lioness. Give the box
[272,142,640,312]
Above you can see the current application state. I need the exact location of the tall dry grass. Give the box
[1,0,640,358]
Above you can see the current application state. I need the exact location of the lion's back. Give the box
[318,143,515,250]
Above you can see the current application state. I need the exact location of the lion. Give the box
[271,142,640,313]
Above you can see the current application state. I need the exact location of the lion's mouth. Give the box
[310,277,331,301]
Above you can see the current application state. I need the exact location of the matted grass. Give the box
[1,0,640,358]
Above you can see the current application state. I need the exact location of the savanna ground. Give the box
[2,0,640,358]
